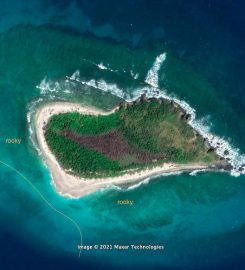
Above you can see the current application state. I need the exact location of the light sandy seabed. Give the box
[34,102,210,198]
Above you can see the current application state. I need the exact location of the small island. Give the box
[35,97,229,197]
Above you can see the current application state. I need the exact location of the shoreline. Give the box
[34,101,221,198]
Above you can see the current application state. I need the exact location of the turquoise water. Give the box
[0,23,245,270]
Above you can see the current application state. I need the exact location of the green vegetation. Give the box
[45,99,219,178]
[45,128,120,177]
[118,100,214,162]
[48,111,120,135]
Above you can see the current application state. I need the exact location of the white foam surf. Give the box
[82,58,118,73]
[130,70,139,80]
[36,77,60,94]
[97,63,108,70]
[127,170,184,190]
[70,70,80,81]
[66,71,127,99]
[189,169,208,176]
[96,62,117,73]
[26,98,44,155]
[144,52,167,88]
[127,177,150,190]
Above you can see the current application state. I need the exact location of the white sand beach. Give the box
[34,102,210,198]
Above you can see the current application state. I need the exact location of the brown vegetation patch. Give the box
[62,129,165,163]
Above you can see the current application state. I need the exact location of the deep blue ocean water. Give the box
[0,1,245,269]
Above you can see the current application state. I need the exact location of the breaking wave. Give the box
[189,169,208,176]
[27,98,44,155]
[144,52,166,88]
[127,177,151,190]
[82,58,118,73]
[126,171,186,190]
